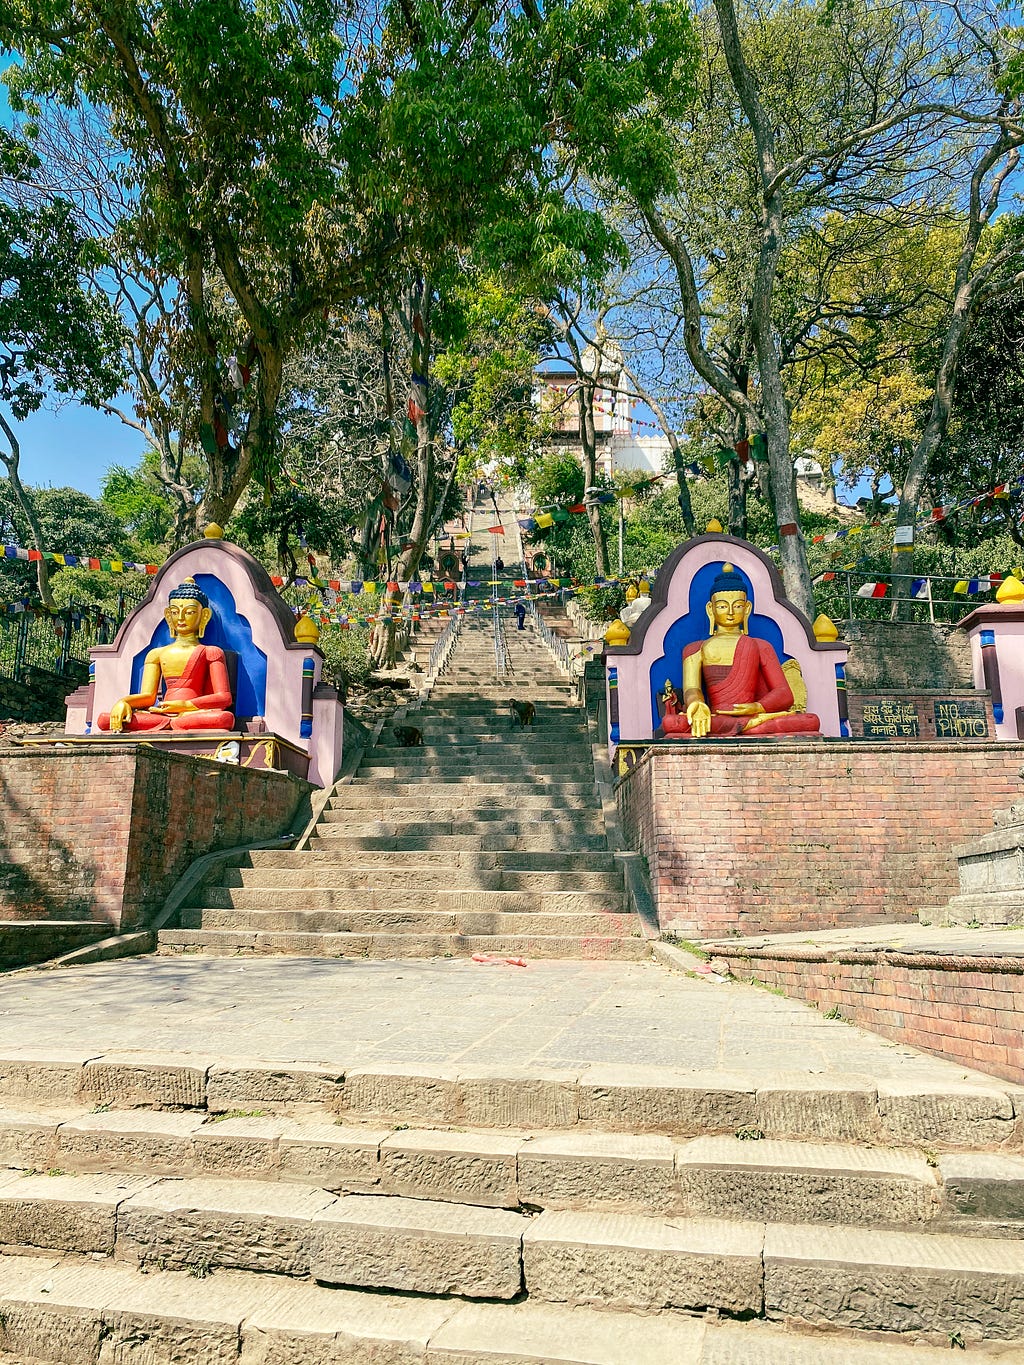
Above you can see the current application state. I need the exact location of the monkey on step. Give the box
[507,699,535,729]
[393,724,424,747]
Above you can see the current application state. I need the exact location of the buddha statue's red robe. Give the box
[662,634,820,737]
[97,645,235,732]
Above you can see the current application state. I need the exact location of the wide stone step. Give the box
[181,908,638,938]
[156,929,651,960]
[308,824,608,846]
[357,762,594,780]
[348,777,595,792]
[247,847,616,871]
[373,739,589,756]
[204,885,625,914]
[0,1110,954,1225]
[316,813,607,836]
[0,1253,1004,1364]
[222,866,623,891]
[0,1171,525,1297]
[0,1053,1016,1149]
[329,789,600,811]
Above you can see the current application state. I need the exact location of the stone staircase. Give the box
[158,614,649,962]
[1,1050,1023,1361]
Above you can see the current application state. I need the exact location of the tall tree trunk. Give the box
[576,375,610,577]
[0,413,54,609]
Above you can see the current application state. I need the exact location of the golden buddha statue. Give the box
[97,578,235,733]
[661,564,819,737]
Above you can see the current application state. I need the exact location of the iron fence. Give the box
[816,570,1003,625]
[0,587,147,685]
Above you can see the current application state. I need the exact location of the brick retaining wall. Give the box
[709,944,1024,1085]
[0,745,311,932]
[616,741,1024,937]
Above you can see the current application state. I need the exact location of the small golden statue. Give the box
[662,564,819,737]
[97,578,235,733]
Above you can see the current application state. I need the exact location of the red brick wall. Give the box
[616,741,1024,937]
[0,746,311,931]
[710,945,1024,1085]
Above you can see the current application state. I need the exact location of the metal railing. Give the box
[818,569,1005,625]
[426,612,462,679]
[527,600,571,673]
[0,591,144,684]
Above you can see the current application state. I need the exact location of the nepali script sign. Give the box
[860,700,920,738]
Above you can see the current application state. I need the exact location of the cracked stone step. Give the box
[219,866,624,892]
[247,847,615,870]
[310,833,609,852]
[13,1256,975,1365]
[674,1135,941,1225]
[764,1221,1024,1341]
[181,909,639,939]
[0,1169,156,1254]
[311,1193,526,1296]
[156,929,651,961]
[523,1209,764,1314]
[201,886,627,914]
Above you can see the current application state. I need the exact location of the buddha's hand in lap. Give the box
[686,700,712,737]
[719,702,764,717]
[151,700,197,715]
[107,700,133,732]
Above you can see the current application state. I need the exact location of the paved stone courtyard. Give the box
[0,953,1005,1088]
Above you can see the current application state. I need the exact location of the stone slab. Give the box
[940,1151,1024,1222]
[877,1081,1017,1147]
[676,1136,939,1225]
[206,1060,345,1111]
[55,1109,205,1175]
[81,1052,210,1109]
[340,1065,460,1124]
[311,1193,526,1298]
[0,1169,153,1254]
[277,1119,388,1191]
[753,1078,879,1143]
[523,1210,763,1313]
[426,1300,705,1364]
[116,1176,335,1275]
[380,1128,522,1207]
[764,1221,1024,1340]
[577,1067,756,1135]
[191,1115,286,1175]
[0,1107,62,1169]
[518,1132,676,1212]
[454,1067,581,1129]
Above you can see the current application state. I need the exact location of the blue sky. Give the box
[15,401,148,496]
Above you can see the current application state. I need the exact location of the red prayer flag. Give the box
[487,525,505,534]
[27,549,41,562]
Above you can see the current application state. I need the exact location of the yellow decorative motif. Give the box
[604,618,631,646]
[294,614,320,644]
[812,613,840,642]
[203,523,224,540]
[705,518,724,533]
[996,576,1024,605]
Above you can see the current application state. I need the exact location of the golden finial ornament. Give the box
[204,523,224,540]
[705,518,724,533]
[812,613,840,642]
[604,619,631,646]
[997,576,1024,605]
[294,614,320,644]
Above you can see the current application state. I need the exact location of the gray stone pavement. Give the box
[0,953,1008,1088]
[701,922,1024,957]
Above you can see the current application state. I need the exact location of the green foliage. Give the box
[0,480,134,606]
[316,621,374,691]
[527,451,585,508]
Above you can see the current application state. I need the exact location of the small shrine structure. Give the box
[603,533,849,763]
[63,528,345,787]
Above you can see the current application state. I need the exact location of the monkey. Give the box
[392,724,424,748]
[507,699,536,730]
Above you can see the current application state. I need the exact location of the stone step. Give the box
[374,739,589,755]
[315,812,607,835]
[308,824,608,846]
[0,1111,955,1225]
[181,908,638,939]
[157,929,651,961]
[356,762,595,780]
[328,789,600,810]
[4,1054,1015,1152]
[202,886,625,914]
[3,1257,987,1365]
[0,1171,525,1297]
[247,847,617,871]
[7,1169,1018,1342]
[221,866,623,891]
[349,786,598,797]
[523,1209,1024,1339]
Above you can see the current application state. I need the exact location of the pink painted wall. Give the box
[962,605,1024,741]
[605,534,848,747]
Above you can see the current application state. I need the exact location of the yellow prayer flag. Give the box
[953,580,969,595]
[535,512,554,529]
[110,560,123,573]
[364,581,378,593]
[421,580,434,593]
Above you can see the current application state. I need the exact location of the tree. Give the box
[5,0,695,534]
[622,0,1014,617]
[0,131,123,606]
